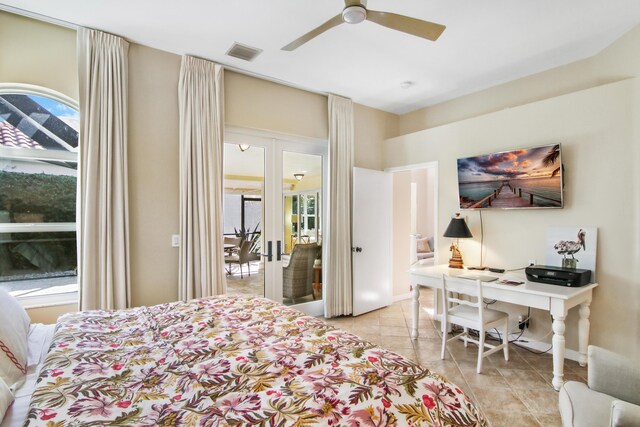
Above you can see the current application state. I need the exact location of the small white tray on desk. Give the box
[458,272,499,282]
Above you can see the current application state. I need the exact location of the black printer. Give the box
[525,265,591,287]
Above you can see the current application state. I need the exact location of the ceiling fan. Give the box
[281,0,446,51]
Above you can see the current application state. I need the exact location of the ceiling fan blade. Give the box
[281,14,344,51]
[366,10,445,41]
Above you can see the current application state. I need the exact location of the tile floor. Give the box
[226,260,315,305]
[321,290,586,427]
[225,261,264,296]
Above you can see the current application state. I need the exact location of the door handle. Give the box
[352,247,362,253]
[276,240,282,261]
[262,241,273,262]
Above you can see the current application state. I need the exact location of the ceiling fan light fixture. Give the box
[281,1,445,52]
[342,5,366,24]
[294,173,305,181]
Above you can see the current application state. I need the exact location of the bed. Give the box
[2,294,487,426]
[1,324,55,427]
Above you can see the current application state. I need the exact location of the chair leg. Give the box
[463,327,469,347]
[502,318,510,361]
[441,322,447,360]
[477,331,485,374]
[248,262,251,277]
[240,264,243,279]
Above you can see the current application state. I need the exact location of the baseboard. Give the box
[483,331,582,362]
[393,292,413,303]
[514,339,581,362]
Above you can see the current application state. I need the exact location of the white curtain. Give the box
[325,94,354,317]
[77,27,131,311]
[178,56,226,300]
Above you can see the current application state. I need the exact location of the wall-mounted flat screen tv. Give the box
[457,143,563,210]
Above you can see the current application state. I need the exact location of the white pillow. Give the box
[0,288,30,390]
[0,377,14,421]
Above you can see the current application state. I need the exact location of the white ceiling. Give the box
[3,0,640,114]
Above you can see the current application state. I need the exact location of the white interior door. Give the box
[352,167,393,316]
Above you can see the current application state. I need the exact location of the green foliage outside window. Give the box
[0,170,77,277]
[0,170,76,223]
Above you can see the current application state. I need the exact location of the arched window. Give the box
[0,83,79,304]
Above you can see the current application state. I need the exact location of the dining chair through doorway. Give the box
[225,240,254,279]
[440,274,509,374]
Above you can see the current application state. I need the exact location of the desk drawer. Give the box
[484,287,550,310]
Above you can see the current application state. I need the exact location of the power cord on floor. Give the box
[511,313,554,354]
[449,326,523,344]
[511,342,553,355]
[448,308,553,354]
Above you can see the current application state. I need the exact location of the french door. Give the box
[224,128,327,315]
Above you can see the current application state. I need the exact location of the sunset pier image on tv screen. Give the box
[457,143,563,210]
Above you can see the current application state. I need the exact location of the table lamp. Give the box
[443,213,473,269]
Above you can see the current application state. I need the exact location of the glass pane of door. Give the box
[223,143,264,296]
[281,151,323,306]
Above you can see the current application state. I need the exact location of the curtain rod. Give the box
[0,4,330,99]
[0,4,78,29]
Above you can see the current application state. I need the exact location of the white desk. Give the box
[410,264,598,390]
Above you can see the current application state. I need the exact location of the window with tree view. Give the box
[0,87,79,303]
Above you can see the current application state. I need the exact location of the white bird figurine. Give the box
[554,229,586,260]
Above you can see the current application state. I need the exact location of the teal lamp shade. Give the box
[443,214,473,239]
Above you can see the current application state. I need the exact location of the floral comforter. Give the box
[25,295,486,426]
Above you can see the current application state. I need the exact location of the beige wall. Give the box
[225,72,399,170]
[354,103,398,170]
[27,303,77,324]
[392,171,413,297]
[385,78,640,359]
[2,11,390,322]
[391,168,435,297]
[386,26,640,360]
[398,58,597,135]
[0,12,77,100]
[225,71,328,140]
[414,168,435,239]
[127,44,182,307]
[398,25,640,135]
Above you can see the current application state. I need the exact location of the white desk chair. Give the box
[440,275,509,373]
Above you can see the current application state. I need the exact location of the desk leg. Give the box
[411,285,420,339]
[551,314,566,391]
[578,300,591,367]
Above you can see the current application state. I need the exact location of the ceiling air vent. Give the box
[226,42,263,62]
